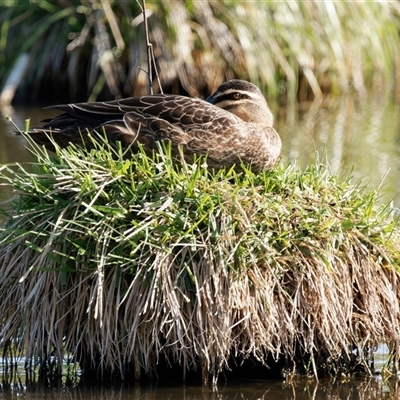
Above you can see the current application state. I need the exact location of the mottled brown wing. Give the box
[121,106,241,162]
[126,96,240,128]
[28,94,242,155]
[123,112,191,144]
[45,95,174,118]
[47,95,240,129]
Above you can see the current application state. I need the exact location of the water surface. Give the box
[277,95,400,207]
[0,376,399,399]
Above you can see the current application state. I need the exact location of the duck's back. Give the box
[24,80,281,171]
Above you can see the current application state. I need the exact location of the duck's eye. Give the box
[232,92,242,100]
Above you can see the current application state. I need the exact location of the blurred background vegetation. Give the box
[1,0,400,104]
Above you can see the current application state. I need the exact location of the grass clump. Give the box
[0,135,400,383]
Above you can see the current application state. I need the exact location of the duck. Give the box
[26,80,281,172]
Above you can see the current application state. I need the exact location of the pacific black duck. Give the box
[26,80,281,172]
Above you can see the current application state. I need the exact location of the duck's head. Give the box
[206,80,274,127]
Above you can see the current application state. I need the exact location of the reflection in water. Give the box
[0,377,399,400]
[277,95,400,206]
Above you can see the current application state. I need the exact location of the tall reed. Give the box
[1,1,400,103]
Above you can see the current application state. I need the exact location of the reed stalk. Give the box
[1,1,400,103]
[0,133,399,382]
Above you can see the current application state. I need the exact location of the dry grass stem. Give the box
[0,135,400,381]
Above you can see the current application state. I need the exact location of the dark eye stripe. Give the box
[215,92,250,103]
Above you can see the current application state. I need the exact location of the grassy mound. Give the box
[0,136,400,382]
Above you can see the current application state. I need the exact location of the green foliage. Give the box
[0,134,400,380]
[1,1,400,102]
[2,135,398,275]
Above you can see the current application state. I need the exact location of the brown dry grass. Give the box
[1,1,400,103]
[0,139,400,382]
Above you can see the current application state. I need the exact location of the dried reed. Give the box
[1,1,400,103]
[0,134,400,382]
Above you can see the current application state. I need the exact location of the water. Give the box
[1,97,400,398]
[0,348,396,399]
[277,95,400,207]
[0,374,399,399]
